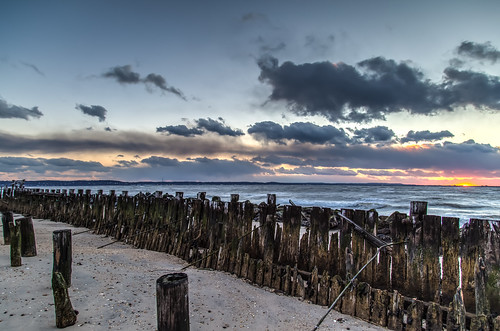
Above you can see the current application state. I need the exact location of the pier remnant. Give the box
[19,216,37,257]
[9,220,22,267]
[53,229,72,287]
[1,210,13,244]
[52,271,77,328]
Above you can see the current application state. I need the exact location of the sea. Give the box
[20,182,500,226]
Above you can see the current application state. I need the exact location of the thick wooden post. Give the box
[19,217,37,257]
[2,211,13,244]
[53,229,72,287]
[52,271,78,328]
[156,273,189,331]
[9,221,22,267]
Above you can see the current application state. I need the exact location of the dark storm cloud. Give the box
[195,118,244,137]
[156,125,203,137]
[0,98,43,120]
[102,65,185,99]
[75,104,107,122]
[248,121,350,144]
[401,130,454,143]
[0,156,107,174]
[352,126,395,144]
[457,41,500,63]
[257,54,500,122]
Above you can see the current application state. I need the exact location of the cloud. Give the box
[135,156,264,180]
[352,126,395,144]
[0,98,43,120]
[241,12,268,23]
[156,125,203,137]
[102,65,185,99]
[143,73,186,100]
[257,53,500,123]
[441,67,500,111]
[102,65,140,83]
[0,156,107,174]
[0,130,248,156]
[457,41,500,63]
[75,104,107,122]
[304,34,335,55]
[157,118,243,137]
[248,121,350,144]
[21,62,45,76]
[276,166,357,176]
[195,118,244,136]
[401,130,454,143]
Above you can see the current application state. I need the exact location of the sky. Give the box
[1,1,500,185]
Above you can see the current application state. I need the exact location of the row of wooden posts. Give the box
[1,212,78,327]
[1,188,500,330]
[1,211,189,330]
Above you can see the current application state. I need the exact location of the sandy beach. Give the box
[1,216,386,330]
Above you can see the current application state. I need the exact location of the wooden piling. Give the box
[53,229,72,287]
[156,273,189,331]
[19,216,37,257]
[52,271,78,328]
[425,302,442,331]
[2,211,13,244]
[446,287,466,331]
[9,220,22,267]
[441,217,460,306]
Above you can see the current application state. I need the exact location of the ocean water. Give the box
[24,183,500,225]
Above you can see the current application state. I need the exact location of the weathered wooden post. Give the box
[9,220,22,267]
[156,273,189,331]
[53,229,72,287]
[19,217,37,257]
[447,287,466,331]
[1,211,13,244]
[52,271,78,328]
[409,201,427,222]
